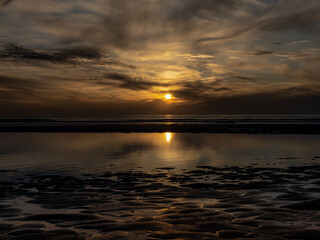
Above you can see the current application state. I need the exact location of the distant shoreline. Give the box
[1,123,320,134]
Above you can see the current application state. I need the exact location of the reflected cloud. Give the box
[107,142,154,159]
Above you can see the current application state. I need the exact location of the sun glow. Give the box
[165,94,172,100]
[165,132,172,143]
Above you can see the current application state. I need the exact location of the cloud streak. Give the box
[0,43,101,63]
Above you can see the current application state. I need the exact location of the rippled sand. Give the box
[1,165,320,239]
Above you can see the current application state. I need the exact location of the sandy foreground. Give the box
[1,165,320,240]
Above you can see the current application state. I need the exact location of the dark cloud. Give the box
[286,86,318,93]
[103,72,166,91]
[104,60,137,69]
[61,46,102,60]
[0,0,12,8]
[0,43,102,64]
[272,40,310,46]
[172,80,231,101]
[234,76,257,81]
[252,50,274,56]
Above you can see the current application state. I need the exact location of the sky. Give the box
[0,0,320,116]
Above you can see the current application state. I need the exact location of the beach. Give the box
[0,117,320,239]
[1,165,320,239]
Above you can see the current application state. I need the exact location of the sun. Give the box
[165,94,172,100]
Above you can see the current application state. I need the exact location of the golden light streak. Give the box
[165,132,172,143]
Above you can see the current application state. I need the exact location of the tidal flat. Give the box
[1,165,320,240]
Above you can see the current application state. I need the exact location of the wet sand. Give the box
[1,165,320,239]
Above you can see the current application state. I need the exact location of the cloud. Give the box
[0,0,320,115]
[172,80,231,101]
[272,40,311,46]
[168,0,240,24]
[196,0,320,45]
[0,0,12,8]
[16,0,255,51]
[0,43,101,64]
[252,50,274,56]
[281,52,320,83]
[104,60,137,69]
[258,5,320,32]
[233,75,257,81]
[103,73,166,91]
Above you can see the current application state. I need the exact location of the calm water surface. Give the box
[0,133,319,173]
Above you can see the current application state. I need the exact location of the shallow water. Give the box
[1,133,320,239]
[0,133,319,173]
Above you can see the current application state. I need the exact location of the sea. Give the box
[0,115,319,173]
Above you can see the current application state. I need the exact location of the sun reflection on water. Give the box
[165,132,172,143]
